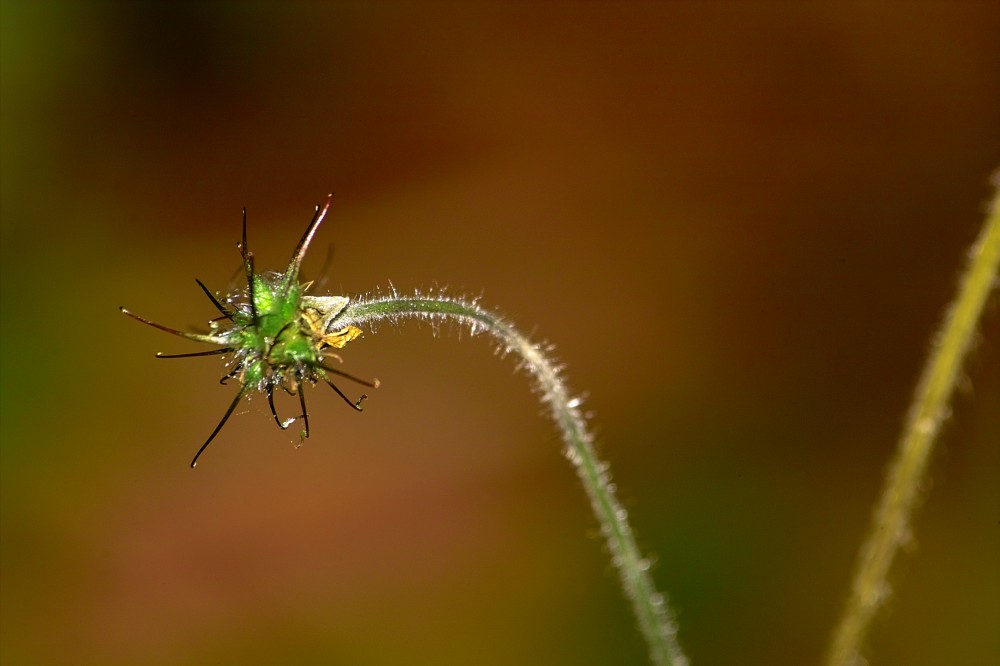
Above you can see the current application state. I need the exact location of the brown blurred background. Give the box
[1,2,998,664]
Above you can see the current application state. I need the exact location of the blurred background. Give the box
[2,2,998,664]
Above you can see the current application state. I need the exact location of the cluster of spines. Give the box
[121,196,376,467]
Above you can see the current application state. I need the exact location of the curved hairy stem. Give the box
[827,180,1000,665]
[336,293,687,666]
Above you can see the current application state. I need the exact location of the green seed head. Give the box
[121,195,377,467]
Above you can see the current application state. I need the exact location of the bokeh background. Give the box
[2,2,998,664]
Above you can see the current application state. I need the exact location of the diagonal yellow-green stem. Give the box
[337,293,687,666]
[827,180,1000,666]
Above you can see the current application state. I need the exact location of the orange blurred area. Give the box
[2,2,998,664]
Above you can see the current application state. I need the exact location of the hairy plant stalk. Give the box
[336,293,688,666]
[827,180,1000,666]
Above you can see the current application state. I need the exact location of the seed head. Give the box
[121,195,378,467]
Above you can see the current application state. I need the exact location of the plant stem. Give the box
[336,292,688,666]
[826,180,1000,666]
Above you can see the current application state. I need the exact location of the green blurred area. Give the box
[2,1,998,664]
